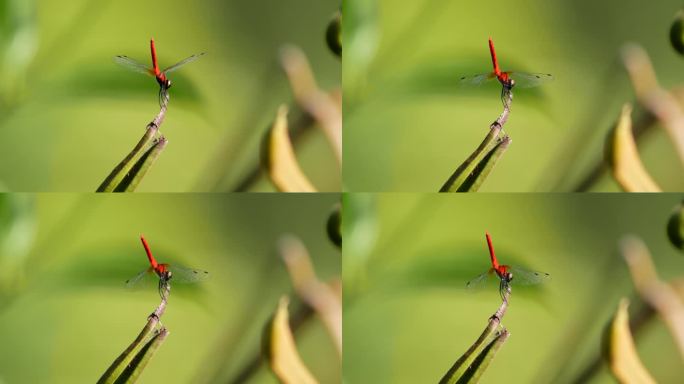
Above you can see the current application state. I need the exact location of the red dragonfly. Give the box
[114,38,205,106]
[125,235,209,298]
[458,37,553,105]
[466,232,549,300]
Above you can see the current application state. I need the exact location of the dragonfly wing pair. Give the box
[125,267,155,288]
[457,72,553,88]
[114,53,206,77]
[505,72,554,88]
[506,266,550,285]
[114,55,154,76]
[166,264,209,284]
[161,52,206,74]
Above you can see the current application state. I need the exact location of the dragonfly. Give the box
[114,38,205,106]
[465,232,549,301]
[458,37,553,106]
[125,235,209,299]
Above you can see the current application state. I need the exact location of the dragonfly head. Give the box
[156,75,172,90]
[156,267,172,282]
[157,270,173,300]
[503,271,513,283]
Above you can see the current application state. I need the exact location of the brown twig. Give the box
[622,44,684,165]
[619,236,684,359]
[280,45,342,165]
[278,235,342,356]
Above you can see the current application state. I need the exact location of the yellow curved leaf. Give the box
[604,299,656,384]
[606,104,661,192]
[263,296,318,384]
[262,105,317,192]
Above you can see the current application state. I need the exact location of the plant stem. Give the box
[97,283,170,384]
[97,102,167,192]
[440,90,512,192]
[439,284,511,383]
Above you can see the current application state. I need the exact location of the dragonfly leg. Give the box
[500,83,514,109]
[158,86,170,108]
[157,271,172,300]
[498,279,512,303]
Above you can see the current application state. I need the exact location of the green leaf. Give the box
[342,194,378,299]
[114,328,169,384]
[97,322,160,384]
[97,126,159,192]
[457,330,510,384]
[114,136,168,192]
[0,0,38,104]
[457,136,511,192]
[0,194,34,294]
[440,127,508,192]
[343,0,379,99]
[439,328,510,384]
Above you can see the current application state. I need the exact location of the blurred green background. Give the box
[343,193,683,383]
[343,0,684,191]
[0,0,340,192]
[0,193,341,383]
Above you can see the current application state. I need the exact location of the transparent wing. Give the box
[508,72,553,88]
[457,72,497,87]
[162,52,206,74]
[114,55,154,76]
[167,264,209,284]
[465,269,495,290]
[508,266,550,286]
[125,268,154,288]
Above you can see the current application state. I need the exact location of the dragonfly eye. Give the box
[509,79,516,88]
[505,271,513,282]
[165,79,172,88]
